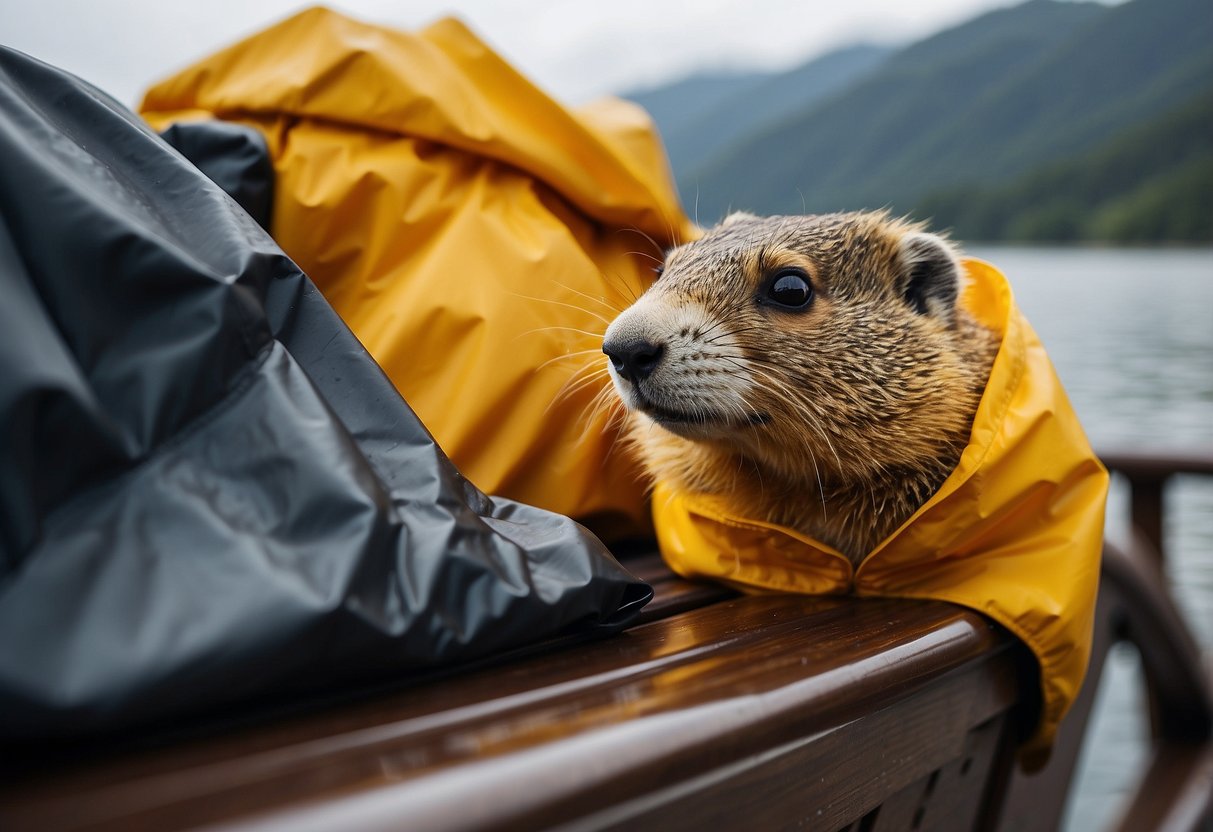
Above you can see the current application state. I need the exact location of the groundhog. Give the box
[602,210,1001,565]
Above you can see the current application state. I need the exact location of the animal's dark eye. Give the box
[764,270,813,309]
[652,264,665,278]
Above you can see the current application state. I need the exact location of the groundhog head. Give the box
[602,210,990,488]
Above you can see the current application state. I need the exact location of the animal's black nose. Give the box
[603,338,665,383]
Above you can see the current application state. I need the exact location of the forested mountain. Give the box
[624,0,1213,242]
[918,89,1213,242]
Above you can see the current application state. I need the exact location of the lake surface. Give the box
[967,246,1213,832]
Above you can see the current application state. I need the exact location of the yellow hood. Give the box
[141,7,694,540]
[654,259,1108,753]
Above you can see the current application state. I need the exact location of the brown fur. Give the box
[602,211,1001,565]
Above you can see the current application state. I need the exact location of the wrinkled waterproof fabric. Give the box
[140,7,697,542]
[0,47,651,740]
[653,260,1109,757]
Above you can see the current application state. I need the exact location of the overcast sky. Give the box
[4,0,1116,107]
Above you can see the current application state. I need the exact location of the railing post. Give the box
[1126,474,1167,569]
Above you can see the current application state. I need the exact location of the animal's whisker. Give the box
[518,325,605,341]
[616,226,665,260]
[535,349,608,372]
[549,279,628,316]
[506,290,613,326]
[598,267,644,306]
[550,366,612,408]
[625,249,665,267]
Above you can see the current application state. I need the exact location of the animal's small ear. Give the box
[721,211,759,227]
[898,232,962,324]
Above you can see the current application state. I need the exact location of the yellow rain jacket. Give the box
[140,6,695,541]
[654,259,1108,754]
[141,9,1106,755]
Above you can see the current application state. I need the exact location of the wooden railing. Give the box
[1101,449,1213,569]
[0,450,1209,831]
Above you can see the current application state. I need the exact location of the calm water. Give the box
[968,246,1213,832]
